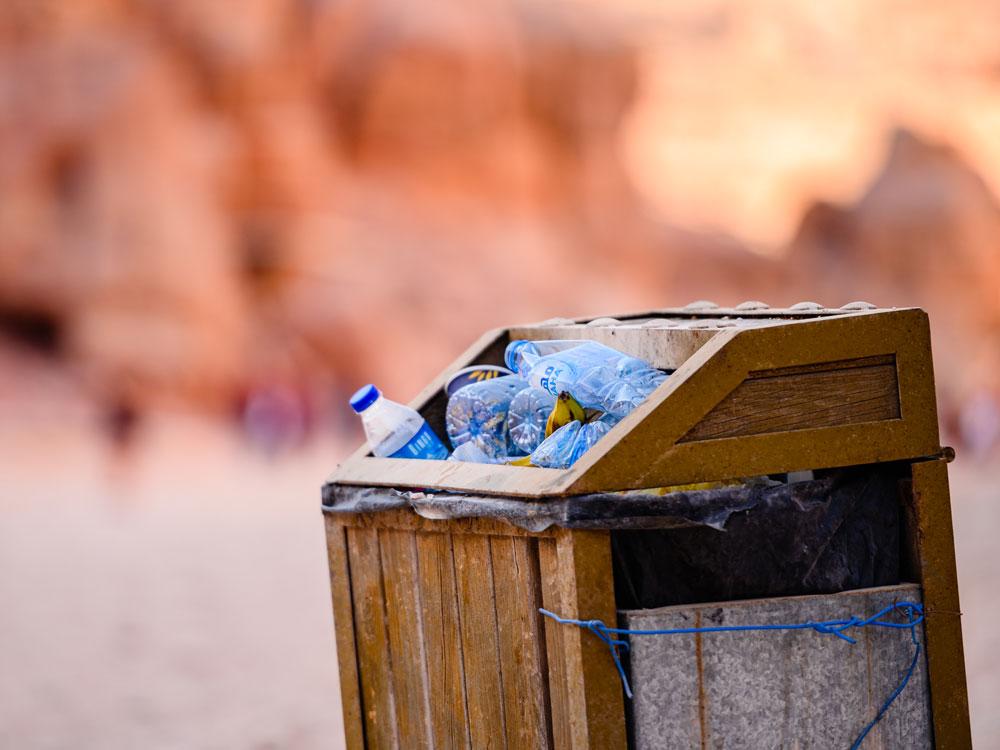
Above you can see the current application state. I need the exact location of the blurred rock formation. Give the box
[0,1,998,450]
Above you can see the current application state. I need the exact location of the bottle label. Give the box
[389,423,450,460]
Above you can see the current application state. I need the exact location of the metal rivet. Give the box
[789,301,825,311]
[840,301,877,311]
[683,300,719,311]
[735,300,769,310]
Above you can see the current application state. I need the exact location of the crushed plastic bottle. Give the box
[529,419,613,469]
[507,386,556,455]
[350,384,449,459]
[505,339,667,419]
[445,375,527,459]
[449,441,505,464]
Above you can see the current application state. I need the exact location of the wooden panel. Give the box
[379,530,433,748]
[623,585,931,749]
[911,459,972,749]
[679,355,900,442]
[415,533,472,749]
[491,536,552,749]
[326,503,557,539]
[568,308,941,493]
[346,527,399,749]
[539,539,573,750]
[324,518,366,750]
[551,530,627,750]
[505,324,717,371]
[452,534,508,748]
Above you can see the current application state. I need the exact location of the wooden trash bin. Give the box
[323,304,971,749]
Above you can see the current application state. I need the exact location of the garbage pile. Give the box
[350,339,668,469]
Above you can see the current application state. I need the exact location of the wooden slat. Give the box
[623,585,932,749]
[679,356,900,442]
[567,308,941,493]
[491,536,553,749]
[326,505,557,539]
[552,530,627,750]
[504,324,717,371]
[415,533,472,749]
[539,539,573,750]
[452,534,508,748]
[324,517,366,750]
[911,459,972,749]
[346,527,399,749]
[379,530,433,748]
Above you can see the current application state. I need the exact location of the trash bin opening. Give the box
[610,463,912,611]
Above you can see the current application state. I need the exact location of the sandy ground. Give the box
[1,405,997,748]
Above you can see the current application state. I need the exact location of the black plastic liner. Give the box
[611,466,903,610]
[324,480,788,534]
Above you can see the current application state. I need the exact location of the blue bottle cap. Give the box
[349,384,380,413]
[505,340,530,373]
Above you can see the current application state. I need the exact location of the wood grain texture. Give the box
[623,585,932,749]
[911,459,973,750]
[324,517,366,750]
[378,530,433,748]
[552,530,627,750]
[567,308,941,493]
[679,355,900,442]
[346,527,399,749]
[505,324,717,371]
[328,506,557,539]
[539,539,573,750]
[452,534,508,749]
[414,533,472,749]
[490,536,553,749]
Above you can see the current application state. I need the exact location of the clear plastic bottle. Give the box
[505,339,667,419]
[349,384,449,459]
[529,419,613,469]
[445,375,527,459]
[507,386,556,454]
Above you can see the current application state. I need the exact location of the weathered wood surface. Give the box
[346,527,400,748]
[329,521,622,749]
[324,518,366,750]
[328,308,941,496]
[679,354,900,442]
[910,459,972,749]
[622,584,932,749]
[547,529,628,750]
[414,533,471,749]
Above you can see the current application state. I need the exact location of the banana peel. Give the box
[545,391,587,437]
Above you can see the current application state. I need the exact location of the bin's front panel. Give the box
[623,584,932,749]
[326,511,626,750]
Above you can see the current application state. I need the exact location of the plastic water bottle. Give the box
[507,386,556,454]
[349,384,449,459]
[529,419,613,469]
[445,375,527,459]
[505,339,667,419]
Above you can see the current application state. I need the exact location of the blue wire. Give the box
[539,601,924,750]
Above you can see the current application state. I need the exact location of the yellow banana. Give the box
[545,391,586,437]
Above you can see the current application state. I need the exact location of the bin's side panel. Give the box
[325,517,367,750]
[540,530,628,750]
[568,308,941,493]
[911,459,972,750]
